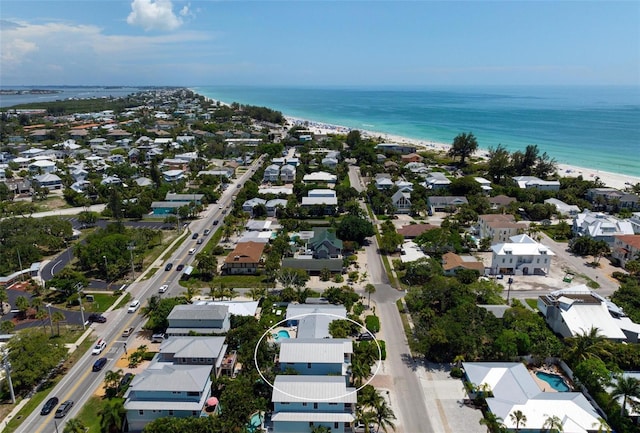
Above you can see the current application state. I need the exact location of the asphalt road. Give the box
[14,157,265,433]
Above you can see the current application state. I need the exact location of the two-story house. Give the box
[280,165,296,182]
[271,375,357,433]
[612,234,640,269]
[391,188,412,214]
[264,164,281,182]
[513,176,560,191]
[308,228,343,259]
[166,305,230,336]
[572,211,634,246]
[490,234,554,276]
[222,241,266,275]
[476,214,527,244]
[277,339,352,376]
[156,336,228,377]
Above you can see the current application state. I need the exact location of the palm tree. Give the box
[564,327,612,364]
[63,418,87,433]
[610,374,640,417]
[104,369,123,397]
[35,309,49,335]
[365,284,376,308]
[248,287,266,301]
[356,408,377,433]
[592,417,611,433]
[479,412,504,433]
[181,286,200,303]
[99,398,126,433]
[372,398,396,432]
[351,359,371,387]
[509,410,527,432]
[542,414,563,433]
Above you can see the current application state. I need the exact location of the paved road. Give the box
[14,157,266,433]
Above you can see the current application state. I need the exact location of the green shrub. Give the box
[378,340,386,360]
[352,302,365,316]
[365,315,380,333]
[450,367,464,378]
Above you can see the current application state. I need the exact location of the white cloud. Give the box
[127,0,183,31]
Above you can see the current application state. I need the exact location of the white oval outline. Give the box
[253,312,382,402]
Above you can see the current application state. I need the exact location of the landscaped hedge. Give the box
[365,315,380,333]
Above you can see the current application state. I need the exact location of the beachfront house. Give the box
[544,198,581,217]
[490,234,554,276]
[586,188,640,211]
[512,175,560,191]
[271,375,357,433]
[572,211,635,246]
[277,339,352,376]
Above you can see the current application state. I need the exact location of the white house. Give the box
[301,189,338,208]
[166,305,230,336]
[513,176,560,191]
[280,165,296,182]
[423,172,451,190]
[303,171,338,184]
[544,198,581,217]
[263,164,281,182]
[391,188,412,214]
[490,234,554,276]
[573,211,634,246]
[162,169,184,182]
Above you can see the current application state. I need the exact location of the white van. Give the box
[127,300,140,313]
[188,248,196,255]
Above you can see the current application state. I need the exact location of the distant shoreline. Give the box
[200,91,640,191]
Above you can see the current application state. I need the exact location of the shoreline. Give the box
[201,92,640,191]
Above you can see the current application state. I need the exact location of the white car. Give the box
[127,300,140,313]
[158,285,169,293]
[188,248,196,255]
[92,339,106,355]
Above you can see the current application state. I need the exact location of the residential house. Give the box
[33,173,62,190]
[124,363,213,431]
[166,304,230,336]
[321,156,339,169]
[401,153,423,163]
[156,336,228,377]
[280,165,296,182]
[476,214,527,244]
[586,188,640,211]
[400,241,428,263]
[397,223,438,239]
[375,142,416,154]
[277,339,352,376]
[162,169,185,182]
[266,199,288,217]
[286,304,347,339]
[442,252,485,276]
[423,172,451,190]
[406,162,428,174]
[303,171,338,184]
[512,175,560,191]
[374,175,394,190]
[29,159,56,174]
[301,189,338,213]
[490,234,554,276]
[271,375,356,433]
[151,202,186,215]
[544,198,581,217]
[488,195,517,210]
[612,234,640,269]
[222,241,265,275]
[165,193,204,205]
[308,228,343,259]
[264,164,281,182]
[474,177,492,194]
[537,286,634,342]
[391,188,412,214]
[572,211,634,246]
[427,196,468,214]
[462,362,608,433]
[242,198,267,216]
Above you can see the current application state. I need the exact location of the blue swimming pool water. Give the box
[247,412,262,432]
[536,371,570,392]
[273,330,290,341]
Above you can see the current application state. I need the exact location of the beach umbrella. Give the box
[206,396,219,407]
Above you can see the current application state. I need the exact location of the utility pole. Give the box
[75,282,86,330]
[507,277,514,305]
[127,243,136,280]
[16,248,23,281]
[46,303,54,336]
[1,348,16,404]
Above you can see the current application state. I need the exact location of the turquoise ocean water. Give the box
[193,86,640,177]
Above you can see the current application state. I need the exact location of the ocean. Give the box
[193,85,640,177]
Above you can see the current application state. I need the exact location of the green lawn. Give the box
[525,298,539,310]
[112,293,132,311]
[83,293,119,313]
[76,396,125,432]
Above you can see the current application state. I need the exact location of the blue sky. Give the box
[1,0,638,86]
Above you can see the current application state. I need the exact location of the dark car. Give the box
[88,313,107,323]
[192,233,199,239]
[212,220,219,226]
[176,264,185,272]
[357,332,374,341]
[92,357,107,372]
[54,400,74,418]
[165,262,173,271]
[119,373,134,391]
[196,238,204,245]
[40,397,59,415]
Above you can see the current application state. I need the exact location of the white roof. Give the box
[302,197,338,206]
[272,375,357,403]
[259,187,293,195]
[159,336,226,359]
[492,234,555,256]
[400,241,429,263]
[303,171,338,182]
[278,339,352,363]
[464,362,606,432]
[559,302,627,340]
[199,300,259,317]
[271,412,355,422]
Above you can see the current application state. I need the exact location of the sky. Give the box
[1,0,639,87]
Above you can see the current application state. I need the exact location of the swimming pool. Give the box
[273,330,290,341]
[536,371,571,392]
[247,412,262,432]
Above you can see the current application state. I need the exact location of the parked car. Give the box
[54,400,74,418]
[165,262,173,271]
[176,264,185,272]
[127,299,140,313]
[92,357,107,372]
[158,284,169,293]
[40,397,59,415]
[357,332,374,341]
[212,220,219,226]
[91,338,106,355]
[122,327,134,338]
[192,233,199,239]
[87,313,107,323]
[151,333,167,343]
[119,373,134,391]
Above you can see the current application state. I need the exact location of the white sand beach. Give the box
[285,116,640,191]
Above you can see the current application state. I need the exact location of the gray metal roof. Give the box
[271,412,355,422]
[272,375,357,403]
[279,339,352,363]
[127,363,211,393]
[159,336,227,359]
[168,304,229,321]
